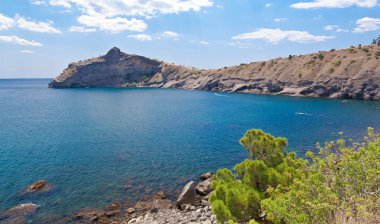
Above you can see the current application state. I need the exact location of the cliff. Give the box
[49,45,380,101]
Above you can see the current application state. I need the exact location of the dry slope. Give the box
[49,45,380,101]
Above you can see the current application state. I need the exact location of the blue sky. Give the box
[0,0,380,78]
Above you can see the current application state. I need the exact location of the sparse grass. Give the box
[191,69,202,75]
[318,53,324,60]
[333,60,342,66]
[348,48,357,53]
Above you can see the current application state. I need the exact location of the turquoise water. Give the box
[1,79,380,222]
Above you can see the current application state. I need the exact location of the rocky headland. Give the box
[49,43,380,101]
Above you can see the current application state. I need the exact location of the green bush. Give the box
[210,130,307,223]
[210,129,380,224]
[333,60,341,66]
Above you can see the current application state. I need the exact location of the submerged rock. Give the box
[24,180,52,193]
[0,203,39,224]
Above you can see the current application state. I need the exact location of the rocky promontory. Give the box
[49,44,380,101]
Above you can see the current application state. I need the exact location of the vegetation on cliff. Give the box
[210,129,380,224]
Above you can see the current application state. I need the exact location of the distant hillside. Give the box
[49,44,380,101]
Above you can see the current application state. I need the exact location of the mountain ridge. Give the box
[49,44,380,101]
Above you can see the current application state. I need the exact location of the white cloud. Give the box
[265,3,273,7]
[77,13,147,33]
[47,0,213,17]
[20,50,34,54]
[274,18,287,22]
[336,28,349,32]
[49,0,72,8]
[232,28,334,44]
[30,0,47,5]
[324,25,338,31]
[325,25,349,32]
[44,1,213,34]
[0,14,15,31]
[0,35,43,47]
[69,26,96,32]
[15,16,61,33]
[190,40,210,45]
[353,17,380,33]
[229,41,252,49]
[161,31,179,40]
[128,34,152,41]
[291,0,378,9]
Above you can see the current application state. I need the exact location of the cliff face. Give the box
[49,45,380,101]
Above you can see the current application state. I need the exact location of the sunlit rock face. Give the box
[50,46,380,101]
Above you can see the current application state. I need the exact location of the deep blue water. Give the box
[1,79,380,222]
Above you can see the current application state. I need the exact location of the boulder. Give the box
[200,172,213,181]
[176,181,197,207]
[25,180,48,193]
[74,208,105,221]
[196,178,212,196]
[152,191,166,199]
[126,208,136,214]
[0,203,40,223]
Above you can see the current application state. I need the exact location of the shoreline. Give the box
[0,173,216,224]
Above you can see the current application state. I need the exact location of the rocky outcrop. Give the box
[0,203,39,224]
[176,181,197,207]
[372,35,380,45]
[71,172,216,224]
[24,180,52,193]
[49,45,380,101]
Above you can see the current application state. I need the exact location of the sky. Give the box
[0,0,380,78]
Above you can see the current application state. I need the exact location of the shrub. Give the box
[318,53,324,60]
[210,130,307,223]
[375,51,380,57]
[191,69,202,75]
[210,129,380,224]
[333,60,341,66]
[261,128,380,224]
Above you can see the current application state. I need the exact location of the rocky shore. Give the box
[0,173,216,224]
[49,43,380,101]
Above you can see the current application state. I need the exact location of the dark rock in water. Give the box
[135,201,154,211]
[106,201,121,211]
[24,180,52,193]
[176,181,197,207]
[74,201,122,223]
[26,180,46,192]
[196,178,212,196]
[74,208,105,222]
[0,203,39,224]
[152,191,166,200]
[199,172,213,181]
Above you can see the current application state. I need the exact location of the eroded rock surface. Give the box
[50,45,380,101]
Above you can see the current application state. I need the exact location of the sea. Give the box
[1,78,380,223]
